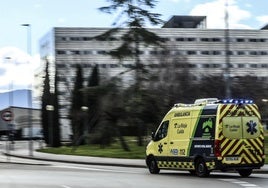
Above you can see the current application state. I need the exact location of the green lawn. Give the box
[39,135,268,164]
[38,138,147,159]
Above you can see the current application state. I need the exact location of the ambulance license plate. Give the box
[225,156,239,161]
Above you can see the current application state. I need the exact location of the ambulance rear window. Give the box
[222,116,260,139]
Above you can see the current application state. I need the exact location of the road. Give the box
[0,141,267,188]
[0,158,267,188]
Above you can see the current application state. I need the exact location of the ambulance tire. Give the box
[148,157,160,174]
[238,169,252,177]
[195,158,210,177]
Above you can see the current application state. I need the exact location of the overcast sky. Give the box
[0,0,267,92]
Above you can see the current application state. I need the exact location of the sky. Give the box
[0,0,267,93]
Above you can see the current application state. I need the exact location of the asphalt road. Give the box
[0,161,267,188]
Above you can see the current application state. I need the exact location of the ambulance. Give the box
[146,98,265,177]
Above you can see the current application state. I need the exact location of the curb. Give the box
[3,152,147,169]
[4,152,268,174]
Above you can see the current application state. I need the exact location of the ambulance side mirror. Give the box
[151,131,155,140]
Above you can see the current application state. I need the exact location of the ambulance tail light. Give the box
[214,139,222,158]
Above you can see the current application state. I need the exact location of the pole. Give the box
[22,24,33,156]
[224,0,231,98]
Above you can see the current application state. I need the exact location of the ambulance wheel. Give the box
[238,169,252,177]
[148,158,160,174]
[195,158,210,177]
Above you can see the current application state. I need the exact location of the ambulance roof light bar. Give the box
[219,99,254,104]
[194,98,218,105]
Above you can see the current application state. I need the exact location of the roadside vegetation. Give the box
[38,137,148,159]
[39,134,268,164]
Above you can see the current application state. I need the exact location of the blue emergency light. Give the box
[220,99,253,104]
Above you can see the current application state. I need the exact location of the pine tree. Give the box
[41,60,51,144]
[98,0,164,146]
[52,67,61,147]
[87,65,100,133]
[70,64,84,145]
[97,0,164,75]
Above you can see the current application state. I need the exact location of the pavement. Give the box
[1,141,268,174]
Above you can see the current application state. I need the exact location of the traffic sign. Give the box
[1,111,13,122]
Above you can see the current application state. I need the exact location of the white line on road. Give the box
[52,165,140,174]
[61,185,72,188]
[219,179,261,188]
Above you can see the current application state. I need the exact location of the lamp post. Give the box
[81,106,89,144]
[46,105,54,147]
[224,0,231,98]
[21,23,33,156]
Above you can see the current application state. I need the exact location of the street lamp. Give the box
[46,105,54,147]
[21,23,33,156]
[3,57,15,155]
[81,106,89,143]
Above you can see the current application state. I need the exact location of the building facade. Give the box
[38,16,268,129]
[0,107,41,139]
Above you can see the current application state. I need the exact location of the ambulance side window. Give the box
[154,121,169,141]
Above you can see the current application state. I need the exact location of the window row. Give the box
[56,36,268,43]
[56,50,268,56]
[56,63,268,69]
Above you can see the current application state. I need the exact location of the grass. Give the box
[38,138,147,159]
[39,134,268,164]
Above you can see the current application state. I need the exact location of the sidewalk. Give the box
[2,141,268,174]
[1,141,146,168]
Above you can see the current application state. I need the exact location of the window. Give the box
[249,51,258,55]
[187,37,196,41]
[201,38,209,42]
[187,51,196,55]
[212,51,221,55]
[71,50,80,55]
[238,64,245,68]
[176,37,184,41]
[56,64,66,68]
[110,64,119,68]
[250,64,258,68]
[249,38,257,42]
[70,37,81,41]
[212,38,221,42]
[201,51,210,55]
[57,50,66,55]
[83,50,92,55]
[82,37,92,41]
[236,38,245,42]
[260,51,268,55]
[154,121,169,141]
[237,51,245,55]
[98,50,107,55]
[150,51,158,55]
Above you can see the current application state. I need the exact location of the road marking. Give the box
[219,179,261,188]
[61,185,72,188]
[52,165,140,174]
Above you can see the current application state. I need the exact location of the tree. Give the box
[97,0,164,80]
[51,67,61,147]
[70,64,84,145]
[41,60,51,144]
[87,65,100,134]
[98,0,165,146]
